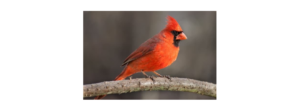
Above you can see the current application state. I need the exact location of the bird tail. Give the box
[94,66,135,99]
[114,66,135,81]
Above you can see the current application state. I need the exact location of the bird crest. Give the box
[165,16,183,31]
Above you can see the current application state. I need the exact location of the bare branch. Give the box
[83,77,216,98]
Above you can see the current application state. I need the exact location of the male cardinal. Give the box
[95,16,187,99]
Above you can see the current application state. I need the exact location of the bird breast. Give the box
[150,42,179,70]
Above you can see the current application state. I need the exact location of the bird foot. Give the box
[149,76,155,82]
[144,75,155,82]
[162,75,171,81]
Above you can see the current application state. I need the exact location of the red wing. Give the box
[121,39,158,66]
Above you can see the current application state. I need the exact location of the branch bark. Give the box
[83,77,216,98]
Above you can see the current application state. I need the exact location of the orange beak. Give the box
[176,32,187,40]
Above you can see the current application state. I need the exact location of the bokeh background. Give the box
[84,11,216,99]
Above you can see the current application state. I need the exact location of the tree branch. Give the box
[83,77,216,98]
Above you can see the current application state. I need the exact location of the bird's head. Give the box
[162,16,187,47]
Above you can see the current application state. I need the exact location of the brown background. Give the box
[84,11,216,99]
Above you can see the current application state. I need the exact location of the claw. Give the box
[149,76,155,82]
[163,75,171,81]
[142,73,155,82]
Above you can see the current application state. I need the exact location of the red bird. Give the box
[95,16,187,99]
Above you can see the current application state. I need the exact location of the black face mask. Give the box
[171,30,183,47]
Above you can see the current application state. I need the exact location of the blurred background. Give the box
[84,11,216,99]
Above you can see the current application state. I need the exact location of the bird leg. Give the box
[141,71,150,77]
[152,71,162,77]
[142,71,155,81]
[153,71,171,80]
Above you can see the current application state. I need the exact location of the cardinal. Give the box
[95,16,187,99]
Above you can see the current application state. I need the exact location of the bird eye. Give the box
[177,31,183,34]
[171,30,183,36]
